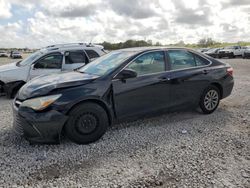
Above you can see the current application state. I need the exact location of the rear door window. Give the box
[85,50,100,59]
[168,50,196,70]
[168,50,209,70]
[65,51,88,64]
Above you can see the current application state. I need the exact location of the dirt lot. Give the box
[0,57,249,187]
[0,54,29,66]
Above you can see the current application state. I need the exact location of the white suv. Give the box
[0,43,106,98]
[218,46,244,58]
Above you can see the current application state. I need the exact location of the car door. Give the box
[63,50,89,71]
[29,52,63,80]
[112,50,172,119]
[167,50,211,107]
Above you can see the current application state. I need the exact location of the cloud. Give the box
[107,0,158,19]
[0,0,12,19]
[44,3,100,18]
[0,0,250,48]
[173,0,212,26]
[222,0,250,8]
[221,23,239,33]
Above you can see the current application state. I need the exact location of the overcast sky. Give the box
[0,0,249,48]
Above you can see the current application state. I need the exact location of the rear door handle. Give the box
[202,69,209,74]
[158,76,171,82]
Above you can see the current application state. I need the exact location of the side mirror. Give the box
[65,51,70,56]
[116,69,137,80]
[31,64,36,70]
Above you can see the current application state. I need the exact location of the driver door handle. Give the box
[202,69,209,74]
[158,76,171,82]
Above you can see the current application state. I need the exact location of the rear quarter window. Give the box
[193,54,210,66]
[85,50,100,59]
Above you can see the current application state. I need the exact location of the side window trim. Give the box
[33,52,63,69]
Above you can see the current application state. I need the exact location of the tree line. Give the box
[100,38,250,50]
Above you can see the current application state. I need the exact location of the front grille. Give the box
[13,112,24,135]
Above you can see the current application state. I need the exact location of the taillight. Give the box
[227,67,233,76]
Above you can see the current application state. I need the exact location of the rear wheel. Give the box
[199,86,220,114]
[64,102,109,144]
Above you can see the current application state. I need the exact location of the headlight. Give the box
[20,94,62,111]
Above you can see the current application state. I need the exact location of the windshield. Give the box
[79,51,136,76]
[19,51,42,66]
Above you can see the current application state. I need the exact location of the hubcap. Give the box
[204,89,219,111]
[75,113,97,134]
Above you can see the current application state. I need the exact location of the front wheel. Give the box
[64,102,109,144]
[199,86,220,114]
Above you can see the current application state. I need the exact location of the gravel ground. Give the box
[0,58,249,188]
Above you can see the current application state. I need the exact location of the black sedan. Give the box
[13,47,234,144]
[204,48,220,58]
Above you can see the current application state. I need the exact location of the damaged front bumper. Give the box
[13,101,68,144]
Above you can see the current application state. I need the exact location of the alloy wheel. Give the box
[204,89,219,111]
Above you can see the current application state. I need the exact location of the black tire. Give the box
[6,84,23,99]
[64,102,109,144]
[199,85,220,114]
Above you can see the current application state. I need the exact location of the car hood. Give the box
[0,62,19,72]
[18,71,99,100]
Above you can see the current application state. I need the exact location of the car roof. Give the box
[116,46,194,53]
[39,43,104,54]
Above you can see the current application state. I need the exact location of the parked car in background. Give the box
[0,51,8,57]
[13,47,234,144]
[242,46,250,58]
[204,48,221,58]
[0,43,106,98]
[10,51,22,59]
[196,48,210,53]
[218,46,243,58]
